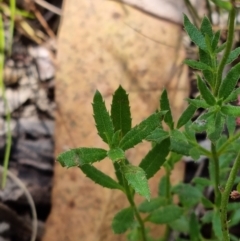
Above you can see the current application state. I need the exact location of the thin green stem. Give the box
[165,167,171,204]
[0,14,12,188]
[215,5,235,96]
[220,152,240,241]
[211,143,221,207]
[217,131,240,156]
[120,161,147,241]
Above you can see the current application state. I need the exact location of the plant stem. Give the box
[120,161,147,241]
[215,5,235,96]
[211,143,221,207]
[220,152,240,241]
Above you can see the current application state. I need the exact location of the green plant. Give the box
[57,2,240,241]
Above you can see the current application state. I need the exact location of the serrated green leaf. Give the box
[218,63,240,100]
[119,112,162,151]
[212,31,221,52]
[57,148,107,167]
[226,47,240,65]
[111,130,121,147]
[145,127,169,143]
[139,138,170,179]
[212,210,223,239]
[197,75,216,105]
[138,197,167,213]
[148,205,183,224]
[170,129,192,155]
[107,148,125,162]
[183,14,207,51]
[92,90,114,144]
[221,105,240,117]
[187,98,210,108]
[224,87,240,103]
[189,213,201,241]
[200,16,213,39]
[172,183,202,208]
[189,147,200,161]
[184,59,212,71]
[112,207,134,234]
[80,164,123,190]
[122,165,150,200]
[160,89,174,129]
[111,86,131,137]
[177,104,197,129]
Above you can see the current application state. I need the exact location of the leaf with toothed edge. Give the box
[119,112,163,151]
[92,90,114,144]
[80,164,124,191]
[111,86,132,138]
[57,148,107,167]
[121,164,150,201]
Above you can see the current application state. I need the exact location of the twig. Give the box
[33,0,62,16]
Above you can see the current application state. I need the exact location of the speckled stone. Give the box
[43,0,189,240]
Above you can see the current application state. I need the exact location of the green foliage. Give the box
[57,148,107,167]
[148,205,183,224]
[112,207,135,234]
[111,85,131,137]
[80,164,124,191]
[122,164,150,201]
[92,90,114,144]
[139,138,170,179]
[119,112,163,151]
[57,4,240,241]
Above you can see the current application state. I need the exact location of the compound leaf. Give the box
[111,86,131,137]
[122,164,150,201]
[92,90,114,144]
[139,138,170,179]
[57,148,107,167]
[112,207,135,234]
